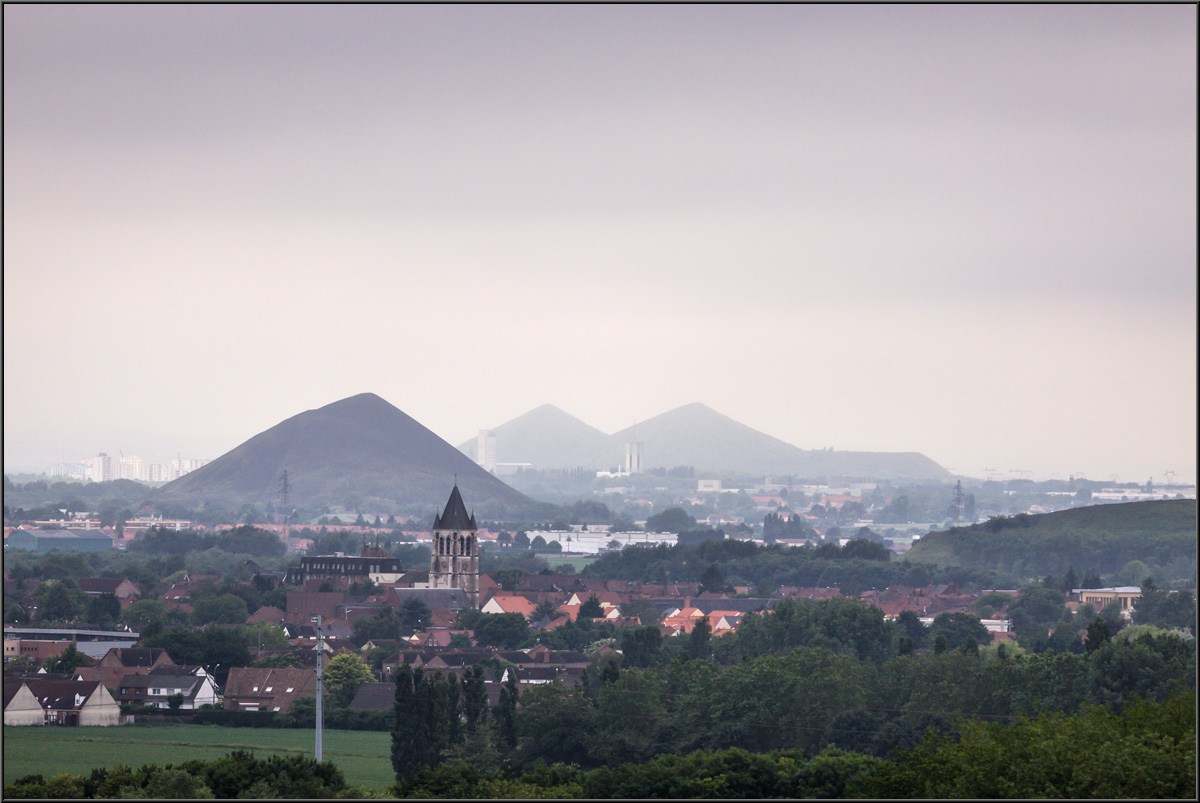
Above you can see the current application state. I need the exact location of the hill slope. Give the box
[592,403,951,479]
[904,499,1197,580]
[150,393,533,516]
[589,403,813,474]
[457,404,609,468]
[461,401,950,480]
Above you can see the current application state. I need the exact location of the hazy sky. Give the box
[4,5,1196,484]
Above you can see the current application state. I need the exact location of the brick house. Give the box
[223,666,321,714]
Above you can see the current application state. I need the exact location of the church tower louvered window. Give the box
[429,484,480,608]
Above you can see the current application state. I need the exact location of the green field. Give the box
[1,723,395,789]
[547,554,599,572]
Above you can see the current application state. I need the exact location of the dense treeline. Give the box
[129,525,285,557]
[385,596,1194,779]
[4,749,360,799]
[488,636,1194,771]
[389,689,1195,798]
[8,690,1191,799]
[581,538,1013,593]
[907,499,1197,583]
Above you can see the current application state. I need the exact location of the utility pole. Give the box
[314,614,324,762]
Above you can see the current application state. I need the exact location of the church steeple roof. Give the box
[433,484,476,531]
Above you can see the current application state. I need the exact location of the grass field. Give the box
[548,554,598,572]
[1,723,395,789]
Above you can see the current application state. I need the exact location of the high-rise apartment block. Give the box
[85,453,113,483]
[625,441,644,474]
[476,430,497,472]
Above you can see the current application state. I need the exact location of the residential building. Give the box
[76,578,141,606]
[172,457,210,477]
[3,682,45,726]
[74,647,174,693]
[285,543,404,586]
[16,679,123,726]
[115,665,219,709]
[477,430,497,472]
[118,455,149,482]
[86,453,113,484]
[223,667,320,714]
[480,594,537,618]
[348,682,394,711]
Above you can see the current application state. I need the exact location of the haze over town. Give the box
[4,5,1196,484]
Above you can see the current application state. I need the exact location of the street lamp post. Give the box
[314,615,324,762]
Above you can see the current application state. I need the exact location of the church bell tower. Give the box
[429,484,480,608]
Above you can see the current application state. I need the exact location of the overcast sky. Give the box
[4,5,1196,484]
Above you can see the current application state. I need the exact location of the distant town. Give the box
[4,394,1195,799]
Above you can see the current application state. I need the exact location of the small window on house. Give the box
[264,686,273,692]
[273,706,281,711]
[252,686,259,692]
[286,687,294,692]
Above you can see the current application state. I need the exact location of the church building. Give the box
[429,484,480,608]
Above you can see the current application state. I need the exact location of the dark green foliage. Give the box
[190,593,249,625]
[512,683,598,768]
[472,612,533,649]
[397,598,431,634]
[688,615,712,660]
[272,695,391,730]
[715,596,892,664]
[391,745,885,799]
[582,538,1004,592]
[193,708,278,727]
[536,616,617,651]
[494,670,519,748]
[763,511,814,541]
[8,750,347,799]
[644,507,697,533]
[929,612,989,651]
[45,643,92,674]
[578,593,605,619]
[1006,586,1067,636]
[251,652,308,669]
[181,749,346,798]
[893,610,929,650]
[85,593,121,629]
[1133,578,1197,634]
[140,625,251,686]
[128,524,286,558]
[351,605,402,647]
[864,690,1196,798]
[392,665,420,777]
[619,597,661,626]
[1085,616,1111,652]
[619,625,664,668]
[35,578,87,623]
[698,563,727,594]
[461,664,488,735]
[906,499,1196,581]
